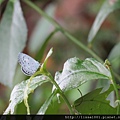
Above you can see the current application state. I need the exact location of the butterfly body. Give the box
[18,53,40,76]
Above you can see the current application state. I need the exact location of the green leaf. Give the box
[74,85,116,114]
[35,30,57,61]
[108,42,120,70]
[88,0,120,43]
[54,57,111,91]
[3,75,50,114]
[0,0,27,87]
[28,4,55,54]
[37,90,57,115]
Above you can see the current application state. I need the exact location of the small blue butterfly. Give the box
[18,53,40,76]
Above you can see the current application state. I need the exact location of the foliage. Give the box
[0,0,27,87]
[74,85,116,114]
[88,0,120,44]
[0,0,120,115]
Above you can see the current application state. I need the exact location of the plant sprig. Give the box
[105,59,120,114]
[23,0,120,83]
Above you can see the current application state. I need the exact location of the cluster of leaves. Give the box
[0,0,120,115]
[3,48,116,114]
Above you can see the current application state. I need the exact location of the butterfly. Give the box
[18,53,40,76]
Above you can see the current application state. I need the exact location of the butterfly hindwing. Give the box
[21,67,33,76]
[18,53,40,76]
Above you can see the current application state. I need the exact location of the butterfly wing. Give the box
[18,53,40,76]
[21,66,33,76]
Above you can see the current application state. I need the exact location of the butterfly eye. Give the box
[18,53,40,76]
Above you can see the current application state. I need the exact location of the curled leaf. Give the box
[54,57,111,91]
[4,75,50,114]
[40,48,53,72]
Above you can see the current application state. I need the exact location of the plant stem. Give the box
[24,75,35,115]
[23,0,103,63]
[110,69,120,114]
[24,0,60,29]
[23,0,120,81]
[48,73,75,114]
[22,0,120,114]
[32,70,74,113]
[60,29,103,63]
[24,85,30,115]
[105,60,120,114]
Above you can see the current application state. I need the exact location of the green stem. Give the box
[23,0,103,63]
[48,73,74,114]
[105,60,120,114]
[110,69,120,114]
[60,29,103,63]
[24,72,41,115]
[24,0,60,29]
[24,87,30,114]
[29,69,74,114]
[22,1,120,114]
[23,0,120,81]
